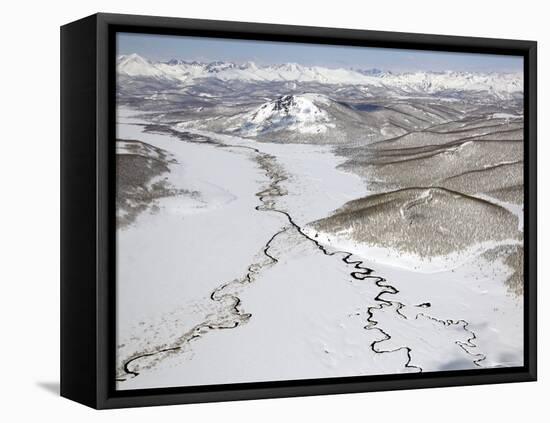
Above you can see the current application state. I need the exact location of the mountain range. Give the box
[117,53,523,97]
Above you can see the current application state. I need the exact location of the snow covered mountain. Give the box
[117,54,523,97]
[232,94,335,136]
[117,54,165,78]
[174,93,443,143]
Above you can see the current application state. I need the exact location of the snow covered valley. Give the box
[115,103,524,390]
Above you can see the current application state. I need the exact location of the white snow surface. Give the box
[115,110,523,390]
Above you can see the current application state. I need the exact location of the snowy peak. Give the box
[117,53,165,78]
[237,94,335,136]
[165,58,188,66]
[251,94,325,121]
[205,61,237,72]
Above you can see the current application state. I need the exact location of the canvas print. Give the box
[115,33,524,390]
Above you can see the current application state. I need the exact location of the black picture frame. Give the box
[60,12,537,409]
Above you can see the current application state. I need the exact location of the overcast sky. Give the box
[117,32,523,73]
